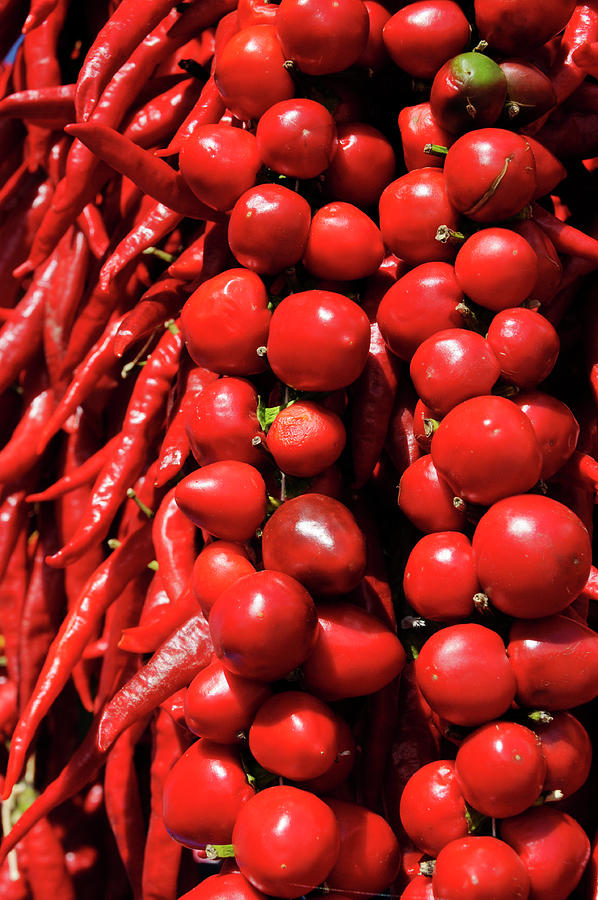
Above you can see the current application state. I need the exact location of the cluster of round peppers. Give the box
[0,0,598,897]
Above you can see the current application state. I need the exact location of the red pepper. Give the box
[74,0,187,122]
[0,0,27,63]
[167,221,232,282]
[151,487,198,603]
[22,0,60,33]
[350,321,401,489]
[2,521,154,799]
[533,202,598,264]
[96,612,213,753]
[155,75,226,158]
[385,377,422,476]
[76,203,109,260]
[37,320,124,453]
[155,364,219,487]
[104,717,150,900]
[20,817,76,900]
[94,569,151,712]
[141,708,189,900]
[0,84,75,129]
[123,76,204,150]
[27,437,120,504]
[47,328,183,569]
[119,585,199,654]
[17,510,65,713]
[98,203,184,294]
[0,378,54,486]
[0,526,28,686]
[113,277,189,359]
[65,123,225,221]
[549,0,598,104]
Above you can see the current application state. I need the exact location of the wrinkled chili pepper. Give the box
[0,378,54,486]
[20,816,76,900]
[38,316,124,451]
[154,365,219,487]
[76,204,109,260]
[65,123,225,221]
[104,717,150,900]
[17,510,64,713]
[98,203,184,294]
[2,521,154,800]
[47,327,182,569]
[119,585,199,654]
[97,612,213,753]
[74,0,184,122]
[28,437,120,504]
[123,76,204,150]
[113,277,189,359]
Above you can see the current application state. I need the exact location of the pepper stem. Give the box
[435,225,466,244]
[424,143,448,157]
[205,844,236,859]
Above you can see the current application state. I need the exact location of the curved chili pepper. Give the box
[74,0,185,122]
[0,525,28,686]
[98,203,184,294]
[0,382,54,486]
[119,585,199,654]
[43,228,91,386]
[65,123,224,221]
[549,0,598,104]
[351,321,401,489]
[20,817,76,900]
[533,202,598,264]
[141,708,189,900]
[27,437,120,504]
[37,317,124,453]
[0,85,75,122]
[113,277,188,359]
[155,365,220,487]
[152,487,198,603]
[2,521,154,800]
[0,176,53,307]
[22,0,60,34]
[0,485,30,587]
[155,75,225,158]
[17,510,64,713]
[123,77,204,150]
[47,328,182,569]
[385,377,421,476]
[76,203,109,260]
[104,717,150,900]
[167,221,231,282]
[94,569,151,712]
[96,612,213,753]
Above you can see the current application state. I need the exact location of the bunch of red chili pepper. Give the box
[0,0,598,897]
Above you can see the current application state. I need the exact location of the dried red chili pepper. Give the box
[96,612,213,753]
[155,365,219,487]
[113,277,189,359]
[3,521,154,799]
[65,123,225,221]
[47,328,182,568]
[98,205,184,295]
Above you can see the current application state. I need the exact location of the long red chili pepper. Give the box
[113,277,189,359]
[47,328,182,569]
[2,521,154,800]
[27,437,120,504]
[17,511,64,713]
[94,569,150,712]
[155,75,225,158]
[76,203,110,260]
[104,717,151,900]
[152,487,198,604]
[0,85,75,122]
[351,321,401,489]
[141,708,189,900]
[38,316,124,452]
[96,612,213,753]
[0,526,29,687]
[167,221,232,282]
[74,0,184,122]
[532,203,598,263]
[22,0,60,33]
[123,77,204,150]
[155,365,220,487]
[65,123,224,221]
[119,586,199,654]
[19,816,76,900]
[0,486,30,586]
[0,380,54,486]
[98,203,184,294]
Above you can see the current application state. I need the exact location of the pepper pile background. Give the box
[0,0,598,897]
